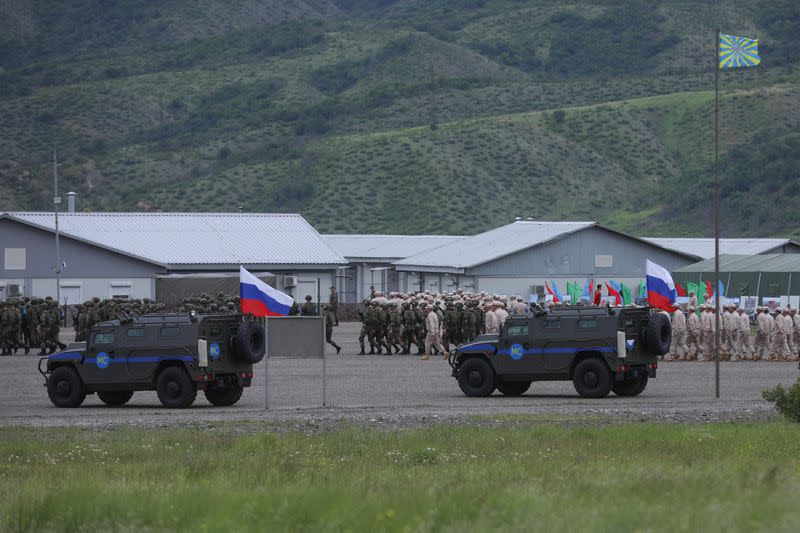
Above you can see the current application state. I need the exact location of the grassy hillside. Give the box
[0,0,798,237]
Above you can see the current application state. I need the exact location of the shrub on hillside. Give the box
[763,379,800,422]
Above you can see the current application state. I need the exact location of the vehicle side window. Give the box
[577,319,597,329]
[505,325,529,336]
[94,332,114,345]
[160,326,179,337]
[542,319,560,329]
[126,327,145,338]
[624,319,635,328]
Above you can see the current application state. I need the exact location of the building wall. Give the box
[0,218,162,300]
[466,226,694,278]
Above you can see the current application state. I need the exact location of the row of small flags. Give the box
[544,278,645,306]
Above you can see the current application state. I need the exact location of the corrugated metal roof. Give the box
[643,238,793,259]
[2,212,346,267]
[394,221,596,270]
[675,254,800,273]
[323,234,466,261]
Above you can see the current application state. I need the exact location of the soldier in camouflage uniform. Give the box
[300,295,316,316]
[358,299,374,355]
[444,300,460,351]
[401,302,419,355]
[74,304,87,342]
[387,304,402,354]
[322,304,341,354]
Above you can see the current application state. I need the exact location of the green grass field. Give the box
[2,421,800,532]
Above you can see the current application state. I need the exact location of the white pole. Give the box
[322,316,327,407]
[263,316,269,410]
[53,150,62,320]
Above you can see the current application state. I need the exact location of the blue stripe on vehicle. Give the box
[52,354,196,365]
[459,343,496,353]
[495,346,616,357]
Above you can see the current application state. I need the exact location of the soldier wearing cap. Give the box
[420,305,448,361]
[754,306,769,360]
[300,295,316,316]
[685,305,700,360]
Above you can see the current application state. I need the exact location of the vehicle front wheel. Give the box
[98,390,134,406]
[612,374,649,397]
[457,357,496,397]
[497,381,531,396]
[572,358,613,398]
[204,383,244,406]
[47,366,86,408]
[156,367,196,408]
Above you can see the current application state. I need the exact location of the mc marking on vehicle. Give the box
[209,342,221,360]
[509,343,524,361]
[96,352,110,369]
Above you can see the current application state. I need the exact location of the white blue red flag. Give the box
[239,266,294,317]
[645,259,677,311]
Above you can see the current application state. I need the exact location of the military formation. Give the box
[666,302,800,362]
[0,298,65,355]
[354,290,526,359]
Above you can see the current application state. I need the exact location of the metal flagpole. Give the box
[264,316,270,410]
[321,316,327,407]
[714,28,721,399]
[53,150,63,323]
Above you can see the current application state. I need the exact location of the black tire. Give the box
[233,321,266,364]
[572,358,613,398]
[47,366,86,408]
[204,383,244,407]
[156,366,196,408]
[98,390,134,406]
[497,381,532,396]
[457,357,496,397]
[645,313,672,355]
[612,374,649,397]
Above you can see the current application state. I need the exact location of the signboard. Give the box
[743,296,758,318]
[762,297,781,313]
[263,317,326,409]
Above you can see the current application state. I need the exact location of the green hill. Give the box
[1,0,798,237]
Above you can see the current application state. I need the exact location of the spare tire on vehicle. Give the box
[645,312,672,355]
[233,320,266,364]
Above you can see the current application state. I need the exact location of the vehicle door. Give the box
[535,317,573,374]
[492,322,534,376]
[81,329,121,385]
[124,324,154,382]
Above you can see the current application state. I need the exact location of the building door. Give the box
[60,284,81,307]
[296,279,320,313]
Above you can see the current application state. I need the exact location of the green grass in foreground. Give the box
[1,422,800,531]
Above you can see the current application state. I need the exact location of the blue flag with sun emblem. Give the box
[719,33,760,69]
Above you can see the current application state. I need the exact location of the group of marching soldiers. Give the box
[0,297,65,355]
[356,290,527,359]
[667,302,800,362]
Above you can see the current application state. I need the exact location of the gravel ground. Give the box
[0,323,796,430]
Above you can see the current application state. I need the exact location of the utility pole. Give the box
[714,28,721,399]
[53,150,63,323]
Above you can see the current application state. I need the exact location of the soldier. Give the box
[787,308,797,358]
[386,304,402,354]
[420,305,448,361]
[463,301,477,343]
[736,307,752,360]
[329,286,339,326]
[512,297,527,315]
[0,302,11,355]
[401,302,418,355]
[774,308,791,361]
[687,291,698,311]
[322,304,341,354]
[668,307,687,360]
[495,301,509,327]
[372,301,390,355]
[686,305,701,361]
[412,301,425,355]
[443,301,460,351]
[484,303,499,334]
[74,304,87,342]
[21,300,34,354]
[357,299,373,355]
[792,308,800,360]
[300,295,316,316]
[754,307,769,360]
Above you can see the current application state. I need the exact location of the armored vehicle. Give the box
[449,305,670,398]
[39,314,265,408]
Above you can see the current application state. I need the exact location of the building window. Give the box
[595,255,613,268]
[110,281,132,299]
[4,248,25,270]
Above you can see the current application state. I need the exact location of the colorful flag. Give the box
[240,266,294,316]
[621,283,632,306]
[705,280,714,299]
[676,283,686,297]
[544,281,560,303]
[550,280,563,303]
[646,259,677,311]
[581,277,592,300]
[686,282,699,298]
[719,33,760,69]
[605,282,622,306]
[638,280,647,298]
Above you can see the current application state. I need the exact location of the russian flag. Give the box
[239,266,294,317]
[646,259,677,311]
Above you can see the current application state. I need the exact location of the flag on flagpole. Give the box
[544,281,559,303]
[605,282,621,306]
[676,283,686,297]
[646,259,677,311]
[581,277,591,300]
[719,33,760,69]
[549,280,563,303]
[239,266,294,317]
[620,283,632,306]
